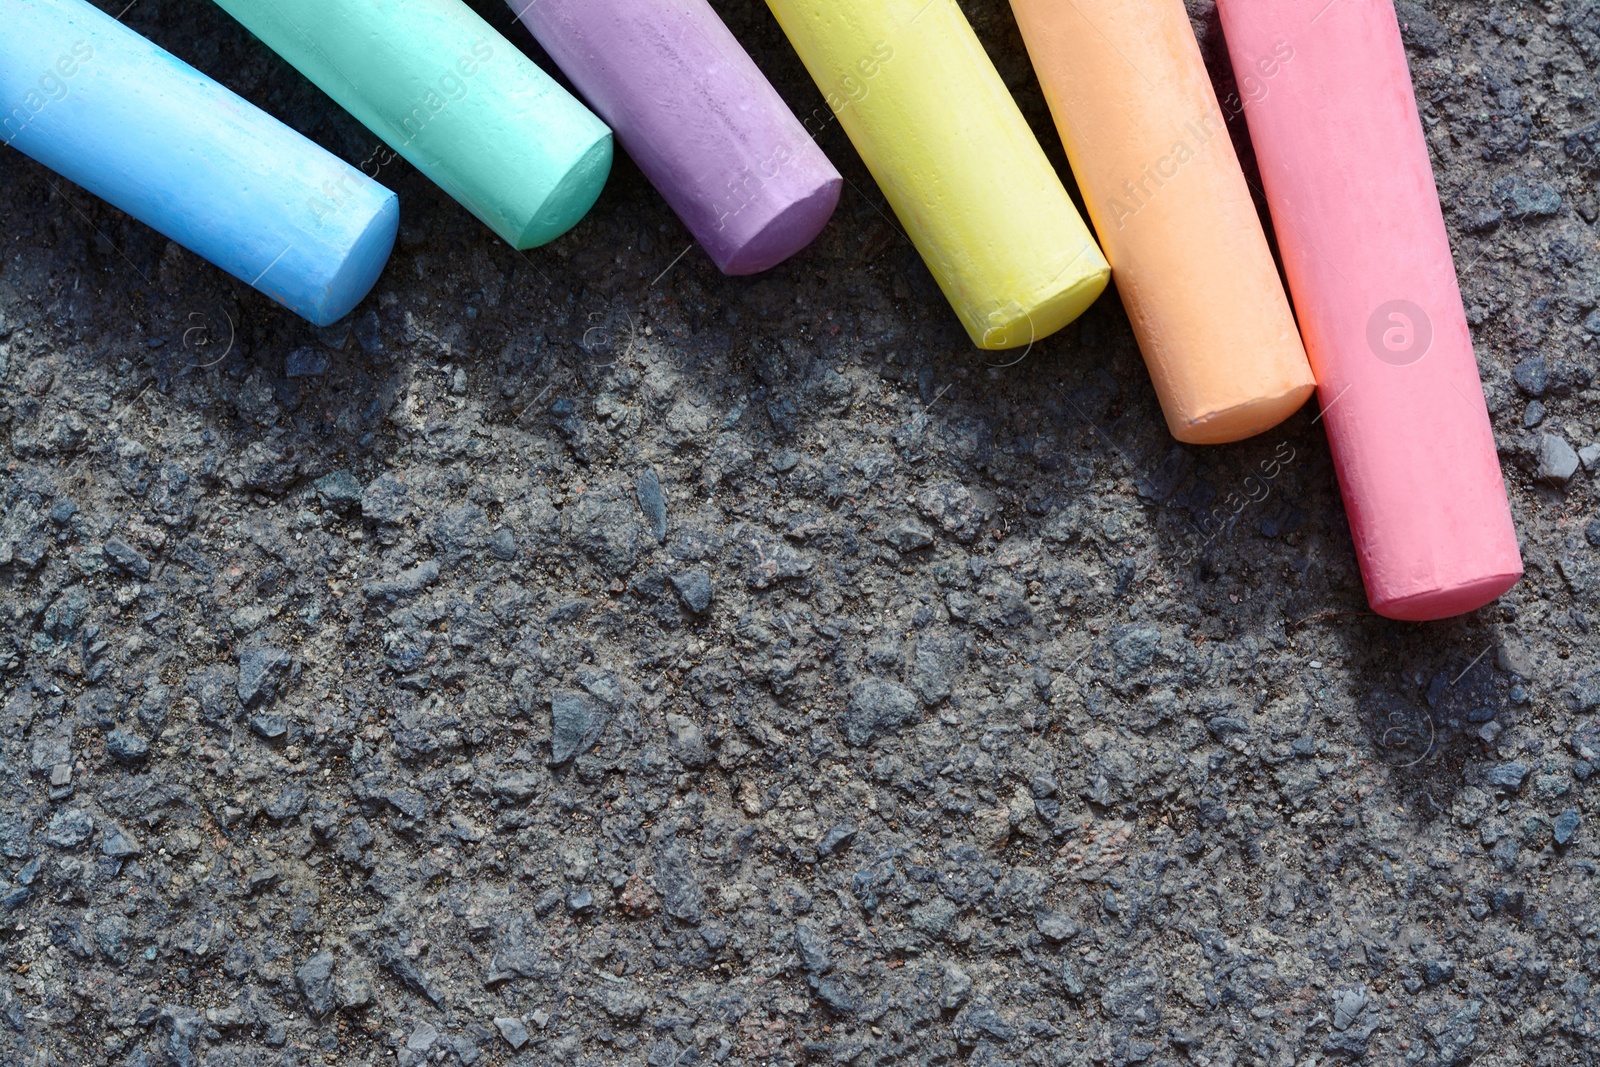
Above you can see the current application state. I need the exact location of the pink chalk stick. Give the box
[1217,0,1521,621]
[513,0,842,275]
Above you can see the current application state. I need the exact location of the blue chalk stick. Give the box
[1,0,399,326]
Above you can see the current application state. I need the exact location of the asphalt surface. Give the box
[1,1,1598,1065]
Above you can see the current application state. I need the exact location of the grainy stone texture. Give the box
[0,1,1597,1065]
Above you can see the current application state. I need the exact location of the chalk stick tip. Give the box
[1371,567,1524,623]
[511,132,615,250]
[716,176,843,276]
[303,192,400,327]
[1168,380,1317,446]
[974,262,1111,351]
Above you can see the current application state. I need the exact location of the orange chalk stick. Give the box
[1009,0,1315,443]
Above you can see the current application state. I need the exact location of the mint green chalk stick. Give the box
[212,0,613,250]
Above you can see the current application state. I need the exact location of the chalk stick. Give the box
[2,0,397,326]
[1009,0,1315,444]
[763,0,1109,349]
[1217,0,1522,620]
[212,0,612,250]
[513,0,842,276]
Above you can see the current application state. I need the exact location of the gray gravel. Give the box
[1,1,1598,1064]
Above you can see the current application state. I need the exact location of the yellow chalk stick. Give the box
[764,0,1109,349]
[1009,0,1315,443]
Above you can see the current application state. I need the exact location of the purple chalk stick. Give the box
[512,0,841,275]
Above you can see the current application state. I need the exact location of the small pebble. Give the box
[104,729,149,765]
[1483,762,1528,790]
[1537,434,1580,483]
[285,347,329,378]
[671,569,714,614]
[406,1022,439,1053]
[494,1016,529,1050]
